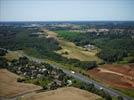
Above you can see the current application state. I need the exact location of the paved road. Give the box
[50,64,133,100]
[63,69,133,100]
[0,48,133,100]
[23,54,134,100]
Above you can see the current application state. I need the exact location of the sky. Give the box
[0,0,134,21]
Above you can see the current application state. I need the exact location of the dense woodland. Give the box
[56,30,134,63]
[0,22,134,69]
[0,26,60,51]
[0,26,97,70]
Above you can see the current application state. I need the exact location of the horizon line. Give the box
[0,20,134,22]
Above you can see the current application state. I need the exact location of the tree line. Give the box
[56,30,134,63]
[0,26,97,70]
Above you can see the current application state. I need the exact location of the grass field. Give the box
[4,51,23,61]
[116,88,134,98]
[44,30,102,63]
[21,87,101,100]
[57,39,101,62]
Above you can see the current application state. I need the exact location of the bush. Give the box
[17,77,25,82]
[0,49,7,56]
[117,96,124,100]
[0,57,8,68]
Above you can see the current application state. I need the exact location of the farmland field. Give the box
[21,87,102,100]
[87,64,134,97]
[0,69,42,98]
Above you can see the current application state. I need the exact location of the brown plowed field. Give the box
[88,64,134,89]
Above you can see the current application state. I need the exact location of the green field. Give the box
[116,88,134,98]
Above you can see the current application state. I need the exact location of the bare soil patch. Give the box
[101,64,134,77]
[43,29,58,40]
[0,69,41,98]
[88,64,134,89]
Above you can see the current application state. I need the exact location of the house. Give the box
[51,70,57,75]
[53,75,60,79]
[67,80,72,86]
[37,74,42,78]
[47,80,62,90]
[29,32,44,37]
[42,68,47,72]
[84,44,95,50]
[54,79,62,86]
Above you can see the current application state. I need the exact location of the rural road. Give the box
[0,48,133,100]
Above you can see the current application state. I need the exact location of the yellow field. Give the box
[57,39,102,62]
[4,51,23,61]
[44,30,102,63]
[0,69,41,98]
[21,87,101,100]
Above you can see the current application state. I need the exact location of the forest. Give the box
[0,22,134,70]
[55,30,134,63]
[0,26,97,70]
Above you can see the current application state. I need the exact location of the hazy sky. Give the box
[0,0,134,21]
